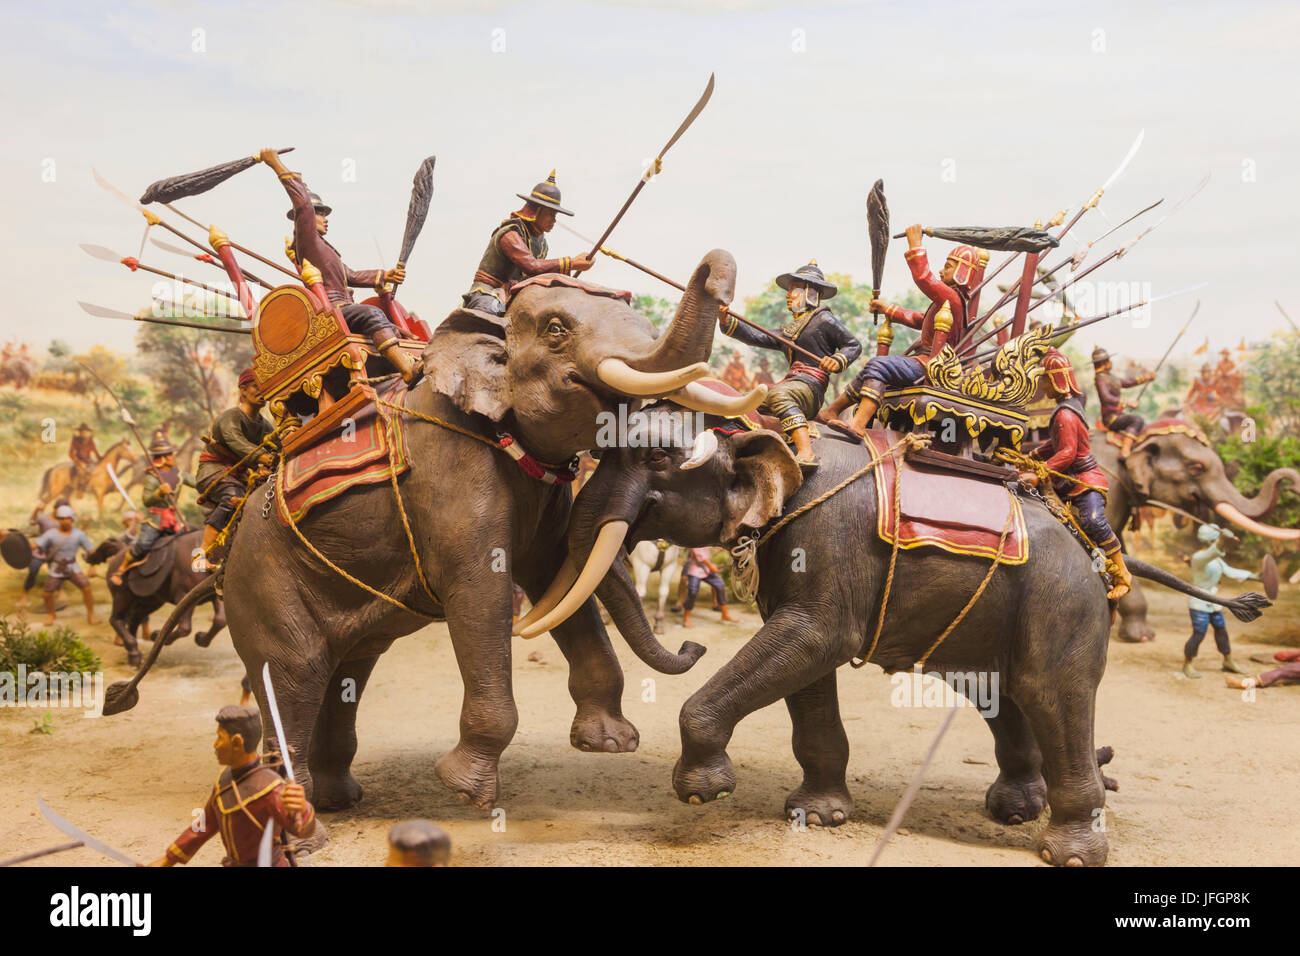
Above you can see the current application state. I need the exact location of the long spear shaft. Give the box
[1134,300,1201,402]
[79,300,251,334]
[78,244,242,303]
[1276,300,1300,334]
[0,841,83,866]
[163,202,298,281]
[557,223,821,363]
[150,237,273,290]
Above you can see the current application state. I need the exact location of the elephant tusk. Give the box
[667,380,767,416]
[680,427,718,470]
[518,521,629,639]
[595,358,710,397]
[511,556,579,636]
[1214,502,1300,541]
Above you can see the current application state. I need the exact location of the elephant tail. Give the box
[102,575,220,716]
[1126,557,1271,622]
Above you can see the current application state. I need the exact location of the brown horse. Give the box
[36,439,136,517]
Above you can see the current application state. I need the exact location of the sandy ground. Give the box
[2,560,1297,868]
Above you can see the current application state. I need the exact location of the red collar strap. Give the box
[496,433,577,484]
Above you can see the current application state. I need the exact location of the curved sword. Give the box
[105,462,140,510]
[37,797,139,866]
[258,662,297,868]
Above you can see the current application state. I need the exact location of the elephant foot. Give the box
[570,705,639,754]
[672,752,737,805]
[1036,820,1109,867]
[435,744,501,810]
[194,629,216,648]
[785,782,853,827]
[310,769,364,811]
[1116,617,1156,643]
[289,818,330,857]
[985,774,1047,825]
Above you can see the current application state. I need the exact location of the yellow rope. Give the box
[995,446,1107,495]
[376,397,573,471]
[854,440,909,667]
[378,407,440,608]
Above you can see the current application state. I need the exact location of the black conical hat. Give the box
[775,259,837,299]
[517,170,573,216]
[287,191,332,220]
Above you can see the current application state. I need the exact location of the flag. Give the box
[1193,337,1208,355]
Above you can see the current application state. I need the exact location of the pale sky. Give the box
[2,0,1297,365]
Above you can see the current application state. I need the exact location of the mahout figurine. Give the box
[1091,346,1154,459]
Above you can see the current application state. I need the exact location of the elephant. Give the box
[1092,425,1299,642]
[539,406,1268,865]
[105,252,767,816]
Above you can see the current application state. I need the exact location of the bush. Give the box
[0,617,101,675]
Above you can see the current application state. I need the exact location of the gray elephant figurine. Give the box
[107,252,768,815]
[1092,425,1298,642]
[548,407,1269,866]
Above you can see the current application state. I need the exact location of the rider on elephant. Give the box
[112,436,195,584]
[1019,349,1133,600]
[461,170,595,316]
[826,224,985,436]
[68,423,100,496]
[1092,346,1154,459]
[257,147,419,384]
[718,259,861,469]
[197,368,276,555]
[1182,523,1255,679]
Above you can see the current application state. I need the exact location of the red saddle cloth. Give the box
[864,430,1029,565]
[277,383,410,524]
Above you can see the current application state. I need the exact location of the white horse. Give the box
[629,540,682,635]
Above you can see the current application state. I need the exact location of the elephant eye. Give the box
[545,318,568,337]
[1188,462,1207,476]
[647,447,669,466]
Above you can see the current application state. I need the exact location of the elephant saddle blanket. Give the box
[1098,417,1209,451]
[865,430,1029,564]
[277,383,410,524]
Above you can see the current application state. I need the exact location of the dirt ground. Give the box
[2,552,1297,868]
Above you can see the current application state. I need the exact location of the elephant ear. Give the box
[422,308,510,422]
[721,429,804,543]
[1125,441,1159,497]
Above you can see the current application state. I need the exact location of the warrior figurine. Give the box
[461,171,595,315]
[1018,349,1133,600]
[1182,524,1255,679]
[1091,347,1154,459]
[68,423,100,496]
[196,368,276,555]
[151,705,316,867]
[386,820,451,867]
[826,224,985,436]
[111,436,195,584]
[33,504,98,626]
[717,259,861,468]
[257,147,419,384]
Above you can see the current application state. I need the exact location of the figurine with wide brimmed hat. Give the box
[462,170,595,315]
[775,260,838,302]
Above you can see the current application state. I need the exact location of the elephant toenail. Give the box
[1009,814,1024,825]
[689,795,702,805]
[807,813,822,827]
[832,811,845,823]
[1066,857,1084,867]
[717,791,730,799]
[1041,849,1053,863]
[603,739,618,753]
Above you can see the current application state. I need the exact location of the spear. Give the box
[1134,300,1201,402]
[78,300,252,334]
[579,73,715,274]
[966,282,1209,369]
[556,221,822,363]
[149,236,274,290]
[1276,300,1300,334]
[78,243,245,306]
[0,841,84,867]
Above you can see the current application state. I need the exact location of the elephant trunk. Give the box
[626,250,736,374]
[1210,466,1300,520]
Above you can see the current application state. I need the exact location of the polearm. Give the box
[951,129,1147,352]
[966,282,1209,369]
[1134,300,1201,402]
[1276,300,1300,334]
[556,222,822,363]
[149,236,274,290]
[78,300,252,335]
[78,243,244,305]
[578,73,715,275]
[94,169,275,290]
[0,841,84,867]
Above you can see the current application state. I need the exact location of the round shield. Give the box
[1260,553,1279,601]
[2,530,33,570]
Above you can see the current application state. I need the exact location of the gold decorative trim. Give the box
[883,392,1027,446]
[925,324,1053,407]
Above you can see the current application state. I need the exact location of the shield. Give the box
[2,530,32,570]
[1260,553,1279,601]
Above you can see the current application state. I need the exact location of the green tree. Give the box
[1246,330,1300,437]
[135,322,253,433]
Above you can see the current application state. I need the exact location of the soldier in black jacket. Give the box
[718,260,861,469]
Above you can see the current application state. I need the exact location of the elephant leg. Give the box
[1115,578,1155,642]
[517,551,638,755]
[1013,668,1108,866]
[675,605,834,804]
[309,653,381,811]
[434,583,519,809]
[784,669,852,827]
[979,696,1047,825]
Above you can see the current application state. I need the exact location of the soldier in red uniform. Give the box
[461,171,595,316]
[151,705,316,867]
[257,148,418,384]
[826,224,985,436]
[1020,349,1132,600]
[1092,347,1154,459]
[67,423,100,496]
